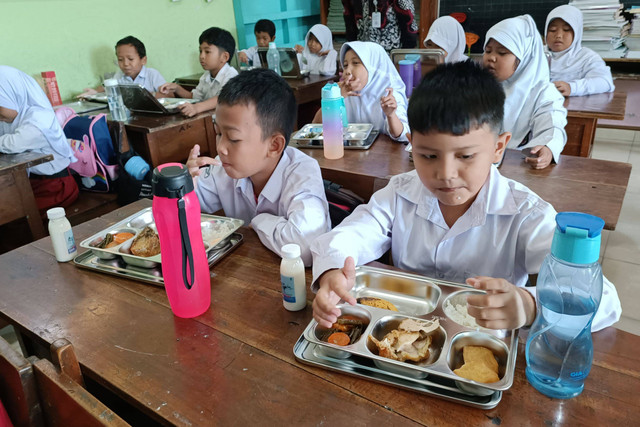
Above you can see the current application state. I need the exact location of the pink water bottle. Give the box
[152,163,210,318]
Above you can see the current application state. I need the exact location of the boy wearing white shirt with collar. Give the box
[311,61,620,332]
[186,69,330,266]
[159,27,238,117]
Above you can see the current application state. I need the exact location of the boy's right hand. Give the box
[238,51,249,64]
[186,144,220,178]
[312,257,357,328]
[76,88,97,99]
[158,82,178,95]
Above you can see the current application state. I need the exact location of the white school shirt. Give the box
[311,166,621,331]
[191,63,239,102]
[545,5,615,97]
[302,24,338,76]
[240,46,261,67]
[114,66,166,93]
[195,146,331,266]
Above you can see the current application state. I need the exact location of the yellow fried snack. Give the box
[463,346,499,373]
[453,345,500,383]
[357,297,398,311]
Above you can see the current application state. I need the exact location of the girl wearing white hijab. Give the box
[483,15,567,169]
[295,24,337,76]
[545,5,614,97]
[314,41,409,141]
[424,16,469,64]
[0,65,78,212]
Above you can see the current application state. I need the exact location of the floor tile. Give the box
[594,128,636,143]
[603,191,640,264]
[591,139,632,163]
[613,316,640,336]
[602,258,640,321]
[0,325,22,355]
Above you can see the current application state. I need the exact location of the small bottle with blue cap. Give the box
[525,212,604,399]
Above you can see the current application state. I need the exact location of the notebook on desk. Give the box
[118,84,196,115]
[256,48,309,79]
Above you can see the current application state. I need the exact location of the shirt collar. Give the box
[206,63,231,84]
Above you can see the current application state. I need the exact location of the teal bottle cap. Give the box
[399,59,414,65]
[322,82,341,99]
[405,54,421,62]
[551,212,604,264]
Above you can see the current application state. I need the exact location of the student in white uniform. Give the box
[159,27,238,117]
[310,61,620,332]
[424,16,469,64]
[78,36,167,98]
[483,14,567,170]
[186,69,330,266]
[545,4,615,97]
[238,19,276,67]
[313,41,409,141]
[0,65,78,213]
[294,24,337,76]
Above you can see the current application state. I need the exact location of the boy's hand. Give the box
[294,44,304,54]
[338,75,361,97]
[553,81,571,96]
[380,87,397,117]
[524,145,553,169]
[178,102,198,117]
[312,257,357,328]
[238,51,249,64]
[77,88,97,99]
[186,144,220,178]
[158,82,178,95]
[465,277,536,330]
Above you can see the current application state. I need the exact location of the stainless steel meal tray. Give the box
[157,97,197,111]
[291,124,378,150]
[78,207,243,268]
[299,266,519,396]
[73,233,243,286]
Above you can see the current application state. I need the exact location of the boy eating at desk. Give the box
[186,68,330,266]
[311,61,620,331]
[159,27,238,117]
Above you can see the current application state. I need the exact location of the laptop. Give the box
[256,47,308,79]
[118,83,196,115]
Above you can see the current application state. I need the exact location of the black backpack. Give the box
[323,179,365,227]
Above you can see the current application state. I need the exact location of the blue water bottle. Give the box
[525,212,604,399]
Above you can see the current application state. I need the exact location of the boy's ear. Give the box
[494,131,511,163]
[267,133,286,158]
[270,35,276,42]
[221,50,230,63]
[141,56,148,65]
[407,132,412,144]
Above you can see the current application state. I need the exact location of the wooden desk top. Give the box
[598,79,640,130]
[123,109,216,134]
[0,199,638,425]
[298,137,632,230]
[563,91,626,120]
[0,152,53,175]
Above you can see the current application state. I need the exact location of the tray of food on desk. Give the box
[294,266,518,408]
[81,92,109,103]
[157,97,198,111]
[291,123,378,150]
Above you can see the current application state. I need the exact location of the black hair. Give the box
[115,36,146,58]
[199,27,236,63]
[218,68,296,145]
[254,19,276,38]
[408,60,505,136]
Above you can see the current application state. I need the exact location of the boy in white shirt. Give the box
[311,61,620,332]
[186,68,330,266]
[237,19,276,67]
[159,27,238,117]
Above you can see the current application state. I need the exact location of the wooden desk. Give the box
[598,79,640,131]
[298,137,632,230]
[0,152,53,240]
[563,91,626,157]
[0,199,638,426]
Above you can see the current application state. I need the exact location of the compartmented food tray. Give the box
[291,124,378,150]
[74,233,243,286]
[157,97,197,110]
[78,207,243,268]
[294,266,518,402]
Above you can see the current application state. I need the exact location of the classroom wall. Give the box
[0,0,237,101]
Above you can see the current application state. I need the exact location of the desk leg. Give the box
[564,116,596,157]
[13,169,46,240]
[204,116,217,158]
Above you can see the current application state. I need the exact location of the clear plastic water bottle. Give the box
[525,212,604,399]
[267,42,281,76]
[103,78,129,121]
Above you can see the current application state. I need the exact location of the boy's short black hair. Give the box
[408,61,505,136]
[115,36,146,58]
[218,68,296,145]
[254,19,276,38]
[199,27,236,63]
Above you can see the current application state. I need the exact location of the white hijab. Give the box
[545,5,601,82]
[425,16,469,64]
[0,65,75,161]
[484,15,555,147]
[304,24,336,73]
[339,41,408,137]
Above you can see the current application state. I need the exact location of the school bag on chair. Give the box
[109,121,153,205]
[57,107,118,192]
[323,179,365,227]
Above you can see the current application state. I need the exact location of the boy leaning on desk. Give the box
[310,60,621,332]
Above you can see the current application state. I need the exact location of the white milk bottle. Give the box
[47,207,77,262]
[280,244,307,311]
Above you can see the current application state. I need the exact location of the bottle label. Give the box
[281,274,296,303]
[64,229,77,254]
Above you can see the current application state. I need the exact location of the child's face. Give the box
[200,42,228,74]
[307,33,322,54]
[483,39,519,82]
[546,18,574,52]
[214,102,281,183]
[0,106,18,123]
[116,44,147,79]
[255,31,274,48]
[411,125,508,213]
[342,49,368,91]
[425,40,448,58]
